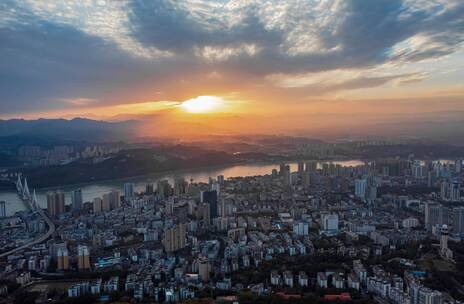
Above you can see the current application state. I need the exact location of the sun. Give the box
[180,96,223,113]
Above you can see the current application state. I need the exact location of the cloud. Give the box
[266,70,428,96]
[54,98,99,106]
[127,0,464,71]
[195,44,260,62]
[0,0,463,116]
[266,69,429,94]
[0,19,148,113]
[2,0,170,58]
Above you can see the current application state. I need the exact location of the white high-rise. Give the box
[453,207,464,235]
[322,214,339,233]
[450,181,461,201]
[71,189,83,210]
[293,221,309,236]
[355,179,367,199]
[124,183,135,200]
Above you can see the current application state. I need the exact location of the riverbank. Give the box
[0,159,366,216]
[28,157,366,191]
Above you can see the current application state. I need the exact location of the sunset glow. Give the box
[0,0,463,139]
[180,96,224,114]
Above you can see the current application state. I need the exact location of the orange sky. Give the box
[1,0,464,139]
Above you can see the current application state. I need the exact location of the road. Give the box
[0,207,55,259]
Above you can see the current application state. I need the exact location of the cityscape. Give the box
[1,0,464,304]
[1,144,464,304]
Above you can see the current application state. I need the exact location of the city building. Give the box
[198,257,211,282]
[321,213,339,234]
[57,248,70,271]
[424,203,441,230]
[77,245,91,271]
[453,207,464,235]
[402,218,419,229]
[0,201,6,218]
[71,189,83,210]
[124,183,135,200]
[145,183,154,194]
[355,178,367,199]
[163,224,187,253]
[47,191,66,216]
[201,190,218,219]
[450,181,461,201]
[293,221,309,236]
[93,197,103,214]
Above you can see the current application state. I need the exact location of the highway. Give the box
[0,181,56,259]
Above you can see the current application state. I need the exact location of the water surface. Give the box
[0,160,364,216]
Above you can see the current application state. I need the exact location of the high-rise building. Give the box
[453,207,464,235]
[28,256,37,271]
[409,283,443,304]
[110,190,121,209]
[57,248,69,270]
[145,183,154,195]
[281,164,291,186]
[211,182,220,195]
[46,191,66,216]
[124,183,135,200]
[219,199,230,217]
[298,161,305,176]
[71,189,83,210]
[93,197,103,214]
[440,180,461,201]
[198,257,211,282]
[368,186,377,201]
[424,202,441,230]
[450,181,461,201]
[440,181,450,201]
[174,177,187,195]
[279,163,287,175]
[322,213,339,233]
[201,190,218,219]
[412,161,427,178]
[102,194,111,212]
[440,206,451,226]
[165,199,175,215]
[427,170,434,187]
[200,203,211,226]
[77,245,91,271]
[305,161,317,172]
[101,191,120,212]
[302,171,311,188]
[0,201,6,218]
[456,159,462,174]
[157,180,172,199]
[355,179,367,199]
[293,221,309,236]
[163,224,187,253]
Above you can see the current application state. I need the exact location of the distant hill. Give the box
[20,147,245,188]
[0,118,138,143]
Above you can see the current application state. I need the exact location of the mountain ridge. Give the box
[0,117,138,142]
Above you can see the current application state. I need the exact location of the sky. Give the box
[0,0,463,138]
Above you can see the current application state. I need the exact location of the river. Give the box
[0,160,365,216]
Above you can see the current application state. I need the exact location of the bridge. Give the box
[0,176,56,259]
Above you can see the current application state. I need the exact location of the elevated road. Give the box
[0,179,55,258]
